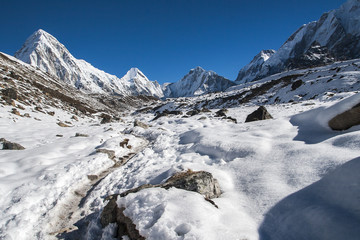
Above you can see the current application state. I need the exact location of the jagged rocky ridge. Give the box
[14,29,163,98]
[236,0,360,84]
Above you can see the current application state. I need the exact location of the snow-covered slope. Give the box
[236,0,360,84]
[164,66,235,98]
[14,29,163,97]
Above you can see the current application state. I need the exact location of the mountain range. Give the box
[10,0,360,99]
[235,0,360,84]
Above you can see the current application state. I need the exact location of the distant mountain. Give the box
[164,66,235,98]
[236,0,360,84]
[14,29,163,97]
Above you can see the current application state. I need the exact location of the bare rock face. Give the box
[329,104,360,130]
[245,106,273,123]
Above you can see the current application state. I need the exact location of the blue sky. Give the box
[2,0,344,84]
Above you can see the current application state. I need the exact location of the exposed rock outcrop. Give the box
[245,106,273,122]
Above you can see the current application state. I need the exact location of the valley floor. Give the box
[1,95,360,239]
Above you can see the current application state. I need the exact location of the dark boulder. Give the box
[1,138,25,150]
[186,109,200,116]
[100,113,112,124]
[245,106,273,122]
[291,80,304,91]
[2,88,17,100]
[215,109,228,117]
[329,103,360,131]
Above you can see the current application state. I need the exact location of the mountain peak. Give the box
[14,30,164,98]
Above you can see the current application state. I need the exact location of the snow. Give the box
[1,87,360,239]
[14,30,163,97]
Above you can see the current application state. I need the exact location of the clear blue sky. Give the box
[1,0,344,84]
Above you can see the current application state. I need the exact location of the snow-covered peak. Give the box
[235,49,276,84]
[164,67,235,98]
[236,0,360,84]
[14,30,164,97]
[336,0,360,36]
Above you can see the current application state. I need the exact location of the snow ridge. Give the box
[14,29,163,97]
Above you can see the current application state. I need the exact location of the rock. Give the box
[1,138,25,150]
[134,119,149,129]
[225,116,237,124]
[47,111,55,116]
[11,108,21,116]
[100,195,119,227]
[162,170,222,199]
[186,109,200,116]
[215,109,228,117]
[75,133,89,137]
[121,170,221,199]
[71,115,79,121]
[198,116,207,120]
[101,170,221,238]
[34,106,44,113]
[56,134,63,137]
[245,106,273,122]
[23,113,30,118]
[101,195,145,240]
[100,113,112,124]
[120,138,129,148]
[96,148,116,160]
[1,88,17,100]
[152,110,183,120]
[291,80,304,91]
[17,104,25,110]
[200,108,211,113]
[57,122,70,127]
[329,103,360,130]
[87,175,98,181]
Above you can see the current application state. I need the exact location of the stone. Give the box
[57,122,70,127]
[23,113,30,118]
[1,138,25,150]
[162,170,222,199]
[75,133,89,137]
[56,134,63,137]
[120,138,130,148]
[186,109,200,116]
[96,148,116,160]
[245,106,273,123]
[215,109,228,117]
[100,195,145,240]
[71,115,79,121]
[11,108,21,116]
[47,111,55,116]
[120,170,221,199]
[100,113,112,124]
[134,119,149,129]
[225,116,237,124]
[1,88,17,100]
[291,80,304,91]
[329,104,360,130]
[87,175,98,181]
[201,108,212,113]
